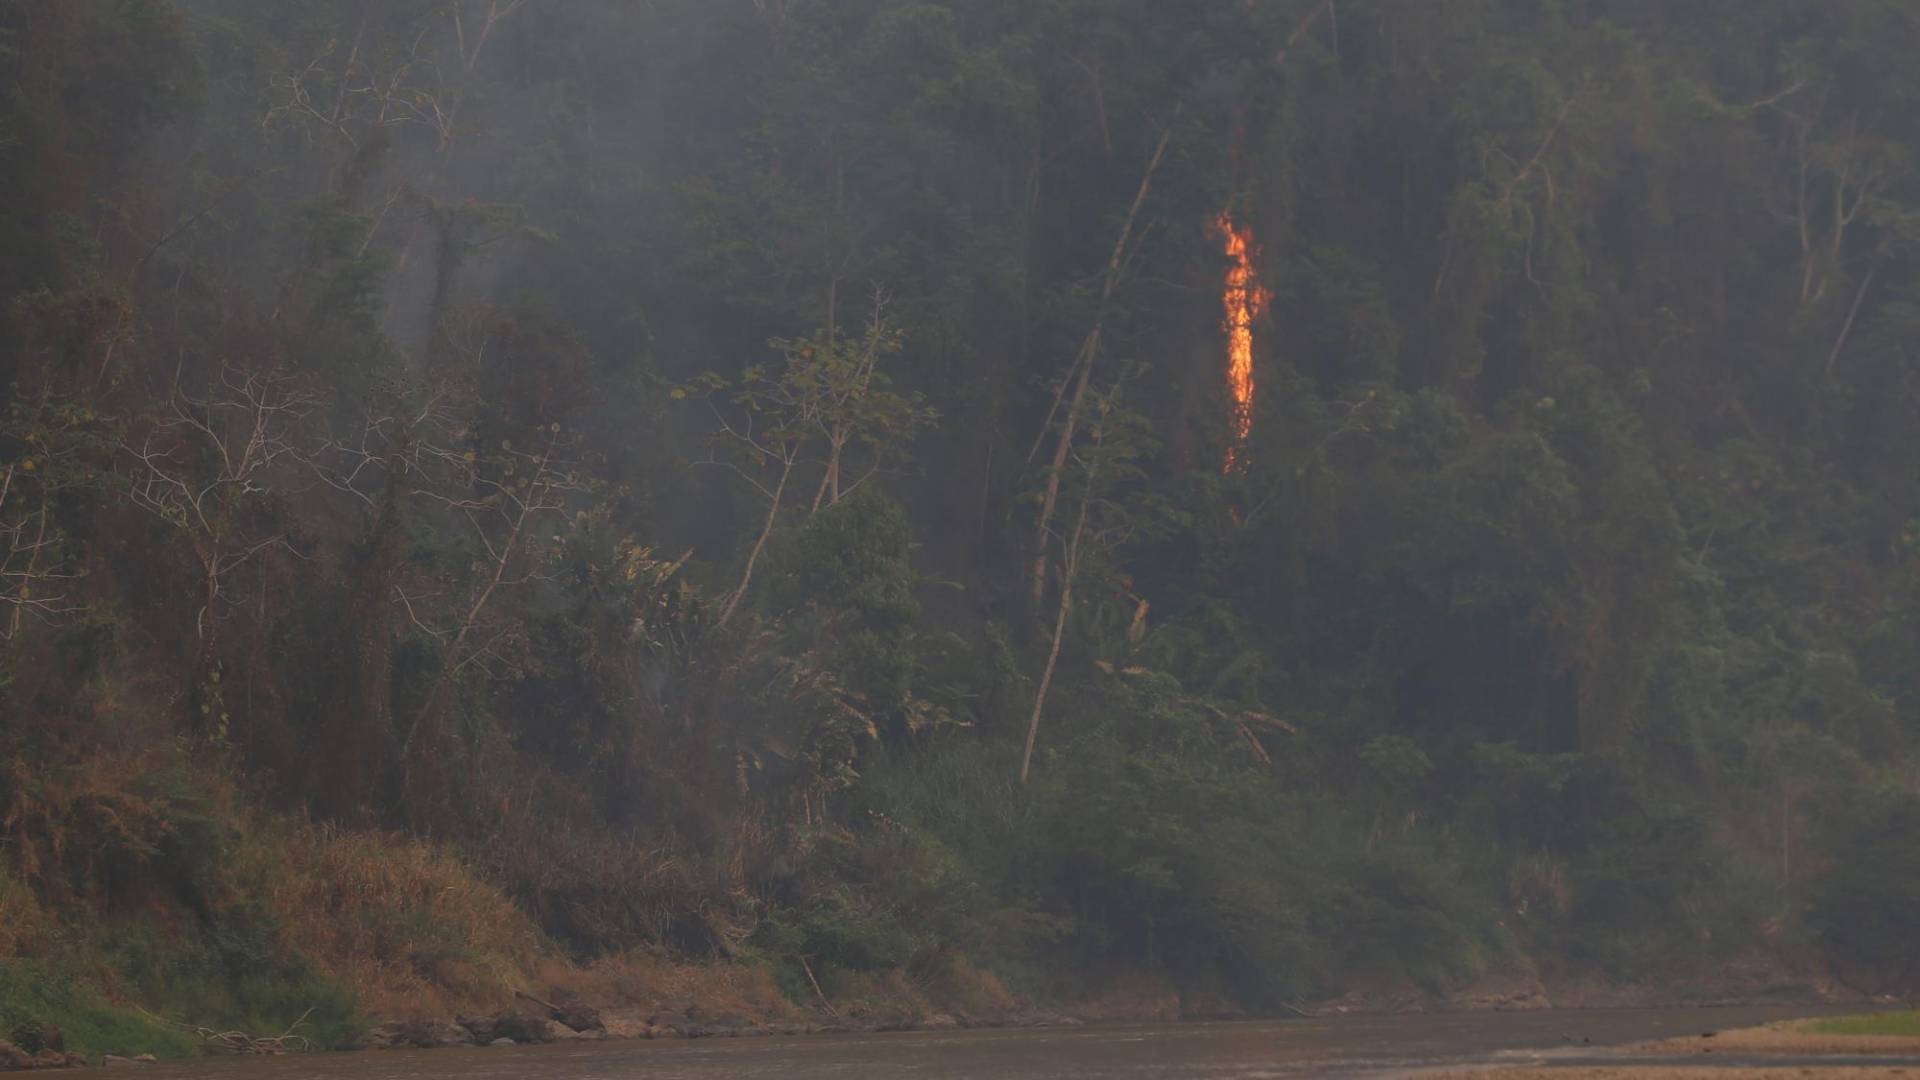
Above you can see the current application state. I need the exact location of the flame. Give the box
[1217,212,1269,473]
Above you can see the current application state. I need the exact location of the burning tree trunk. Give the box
[1217,212,1269,472]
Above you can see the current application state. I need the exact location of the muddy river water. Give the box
[120,1005,1879,1078]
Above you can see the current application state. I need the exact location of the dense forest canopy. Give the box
[3,0,1920,1039]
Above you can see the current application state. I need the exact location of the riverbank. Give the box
[0,760,1889,1067]
[1428,1009,1920,1078]
[0,954,1876,1071]
[341,956,1869,1052]
[5,1006,1879,1078]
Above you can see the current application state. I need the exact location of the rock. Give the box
[646,1011,691,1037]
[767,1020,814,1037]
[132,1056,157,1064]
[682,1010,758,1038]
[455,1014,498,1044]
[0,1042,32,1070]
[595,1009,650,1039]
[31,1049,73,1068]
[461,1008,559,1045]
[489,1038,516,1048]
[822,1022,859,1035]
[369,1020,446,1049]
[491,1012,557,1045]
[552,1002,604,1033]
[920,1014,961,1031]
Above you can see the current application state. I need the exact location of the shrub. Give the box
[255,825,545,1017]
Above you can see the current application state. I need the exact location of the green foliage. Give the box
[1810,1009,1920,1037]
[100,913,360,1051]
[0,960,198,1060]
[1808,789,1920,987]
[769,489,930,719]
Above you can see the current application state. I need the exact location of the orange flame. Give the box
[1217,212,1268,473]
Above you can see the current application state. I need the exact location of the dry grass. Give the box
[0,748,200,902]
[256,824,547,1018]
[0,870,51,957]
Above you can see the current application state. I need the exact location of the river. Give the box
[125,1005,1860,1078]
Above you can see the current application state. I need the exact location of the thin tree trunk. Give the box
[1029,123,1173,607]
[1022,469,1093,785]
[720,455,794,626]
[810,455,832,513]
[810,434,846,513]
[1825,264,1877,375]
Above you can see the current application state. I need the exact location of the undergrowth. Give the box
[0,960,197,1059]
[100,915,361,1051]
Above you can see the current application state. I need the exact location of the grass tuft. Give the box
[1807,1009,1920,1037]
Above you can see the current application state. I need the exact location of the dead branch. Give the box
[119,364,317,639]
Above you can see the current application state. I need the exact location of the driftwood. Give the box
[141,1006,315,1055]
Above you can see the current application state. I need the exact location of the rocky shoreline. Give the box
[0,951,1883,1071]
[357,996,1087,1052]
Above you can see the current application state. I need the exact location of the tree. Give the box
[317,382,594,826]
[119,363,315,726]
[689,293,934,626]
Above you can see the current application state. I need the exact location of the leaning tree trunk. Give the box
[1029,122,1172,608]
